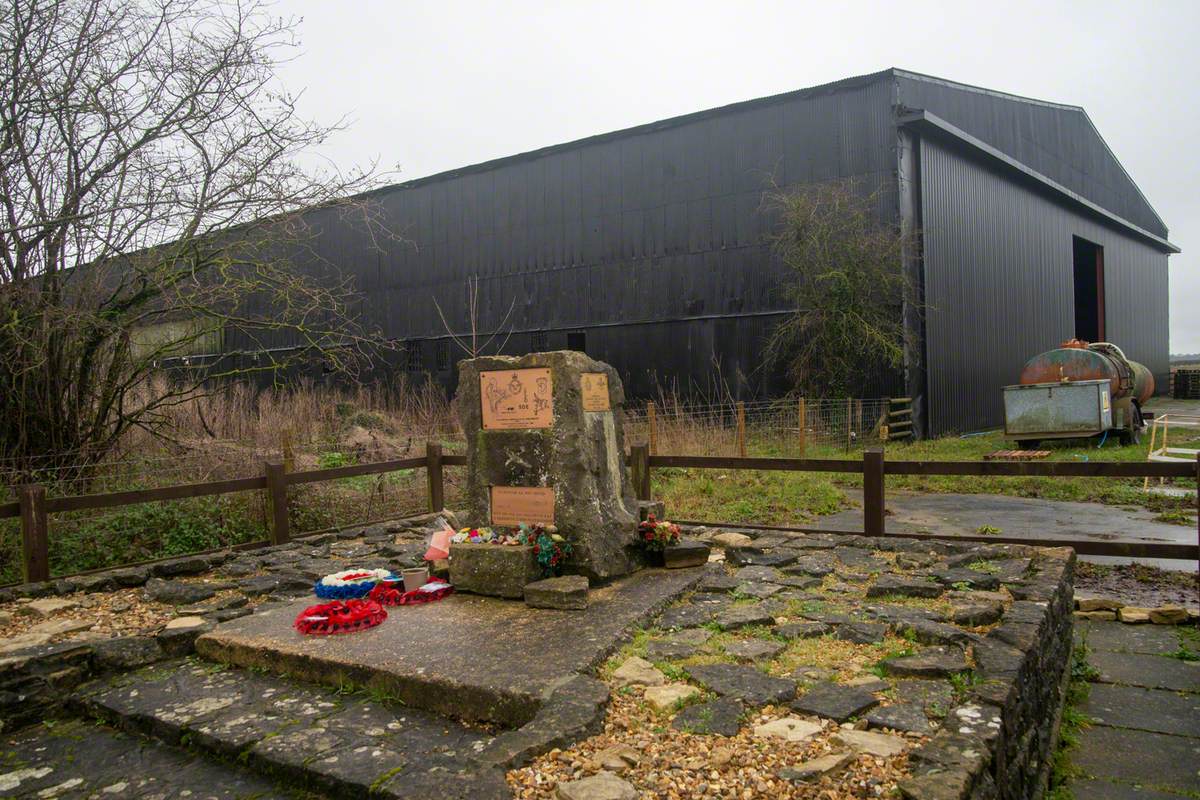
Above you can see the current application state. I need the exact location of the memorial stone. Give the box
[456,351,641,582]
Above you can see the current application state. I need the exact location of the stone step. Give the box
[71,657,512,799]
[194,566,701,727]
[1,717,305,799]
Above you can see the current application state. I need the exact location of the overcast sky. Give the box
[277,0,1199,353]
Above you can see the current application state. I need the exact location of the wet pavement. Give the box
[1069,619,1200,797]
[818,490,1198,572]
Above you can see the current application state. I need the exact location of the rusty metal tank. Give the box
[1018,341,1154,404]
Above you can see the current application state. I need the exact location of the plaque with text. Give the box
[490,486,555,526]
[580,372,610,412]
[480,368,553,430]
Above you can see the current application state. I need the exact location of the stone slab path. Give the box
[1069,620,1200,797]
[0,718,300,798]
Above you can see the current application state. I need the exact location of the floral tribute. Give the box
[369,578,454,606]
[293,599,387,635]
[638,514,681,552]
[529,524,572,578]
[449,523,572,578]
[313,568,397,600]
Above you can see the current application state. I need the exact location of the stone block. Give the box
[712,532,753,548]
[636,500,665,522]
[1119,606,1151,624]
[1148,605,1189,625]
[663,538,710,568]
[449,543,540,599]
[524,575,589,610]
[157,616,213,657]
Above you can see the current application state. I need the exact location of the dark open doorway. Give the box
[1072,236,1105,342]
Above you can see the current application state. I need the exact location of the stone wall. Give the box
[897,545,1075,800]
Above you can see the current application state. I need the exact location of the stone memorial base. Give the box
[196,567,705,727]
[664,538,711,568]
[448,543,540,598]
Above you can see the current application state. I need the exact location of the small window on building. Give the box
[436,340,451,371]
[530,331,548,352]
[566,330,586,353]
[406,340,424,371]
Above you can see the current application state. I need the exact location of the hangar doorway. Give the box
[1073,236,1105,342]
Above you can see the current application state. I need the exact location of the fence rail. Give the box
[4,443,1198,587]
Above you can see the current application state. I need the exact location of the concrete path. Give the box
[816,490,1198,571]
[1069,620,1200,797]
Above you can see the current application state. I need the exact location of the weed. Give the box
[1166,646,1199,663]
[976,524,1002,535]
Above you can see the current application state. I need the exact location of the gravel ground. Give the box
[507,691,919,799]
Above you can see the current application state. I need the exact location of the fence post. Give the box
[736,401,747,458]
[630,444,651,502]
[427,442,445,512]
[1195,453,1199,595]
[647,402,658,456]
[265,462,290,546]
[798,397,807,457]
[863,448,885,538]
[845,397,853,451]
[281,429,295,473]
[18,484,49,583]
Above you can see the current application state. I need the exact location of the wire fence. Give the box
[621,397,895,457]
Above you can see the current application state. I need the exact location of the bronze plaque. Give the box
[480,368,553,430]
[490,486,555,526]
[580,372,610,412]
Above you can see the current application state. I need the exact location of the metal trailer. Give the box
[1001,378,1146,446]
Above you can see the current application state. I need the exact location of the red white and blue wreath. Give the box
[313,568,397,600]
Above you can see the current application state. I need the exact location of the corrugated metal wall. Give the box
[919,136,1170,435]
[896,73,1167,239]
[228,73,904,399]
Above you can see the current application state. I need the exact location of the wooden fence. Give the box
[3,443,1198,587]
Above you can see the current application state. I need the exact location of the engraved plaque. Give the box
[490,486,555,526]
[580,372,610,412]
[480,368,553,430]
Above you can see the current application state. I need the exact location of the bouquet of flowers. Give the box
[638,514,681,552]
[527,523,572,577]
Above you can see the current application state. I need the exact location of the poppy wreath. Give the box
[313,568,397,600]
[293,599,387,635]
[368,579,455,606]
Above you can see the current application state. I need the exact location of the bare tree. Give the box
[763,179,918,397]
[0,0,395,475]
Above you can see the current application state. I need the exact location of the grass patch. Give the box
[651,430,1200,526]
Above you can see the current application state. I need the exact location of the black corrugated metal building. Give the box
[229,68,1178,436]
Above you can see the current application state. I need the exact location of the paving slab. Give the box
[1081,683,1200,738]
[0,719,297,798]
[1074,726,1200,791]
[1066,778,1186,799]
[1076,620,1186,655]
[1090,650,1200,692]
[76,658,509,798]
[197,567,703,726]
